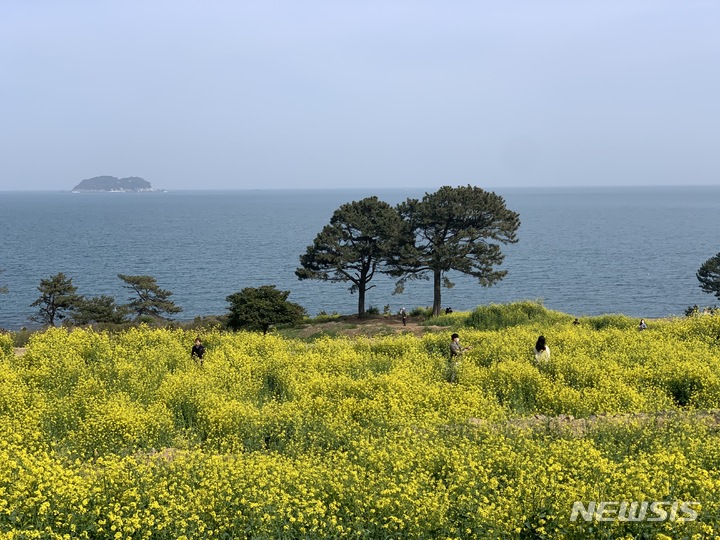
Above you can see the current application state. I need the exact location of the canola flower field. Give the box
[1,309,720,539]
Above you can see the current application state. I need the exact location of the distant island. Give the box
[72,176,161,192]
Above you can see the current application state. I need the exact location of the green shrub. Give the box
[430,311,471,327]
[309,312,341,323]
[465,300,570,331]
[584,314,637,331]
[11,328,33,348]
[410,306,433,318]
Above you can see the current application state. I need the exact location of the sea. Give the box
[1,186,718,331]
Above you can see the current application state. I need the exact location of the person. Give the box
[445,307,453,315]
[572,318,580,326]
[191,337,206,365]
[448,333,470,382]
[534,335,550,362]
[400,307,407,326]
[638,319,647,331]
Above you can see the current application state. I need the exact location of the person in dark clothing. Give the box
[191,337,206,365]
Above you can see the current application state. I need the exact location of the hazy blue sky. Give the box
[2,1,719,191]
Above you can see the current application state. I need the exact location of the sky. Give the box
[1,0,719,191]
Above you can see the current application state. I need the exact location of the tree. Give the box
[697,252,720,301]
[71,295,129,325]
[296,197,404,317]
[118,274,182,320]
[226,285,305,334]
[30,272,82,326]
[392,185,520,317]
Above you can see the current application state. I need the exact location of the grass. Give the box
[464,300,574,331]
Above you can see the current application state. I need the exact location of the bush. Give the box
[226,285,305,333]
[465,300,570,330]
[685,304,718,317]
[309,312,341,324]
[182,315,227,332]
[420,310,468,327]
[137,314,159,326]
[11,328,32,348]
[410,306,433,318]
[584,314,637,331]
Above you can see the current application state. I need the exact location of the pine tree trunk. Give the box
[358,285,366,318]
[433,269,442,317]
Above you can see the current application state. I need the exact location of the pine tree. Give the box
[697,252,720,301]
[30,272,82,326]
[71,295,129,325]
[118,274,182,320]
[296,197,404,317]
[392,185,520,317]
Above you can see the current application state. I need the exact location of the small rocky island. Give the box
[72,176,158,192]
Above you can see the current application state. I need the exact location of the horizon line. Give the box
[2,183,720,193]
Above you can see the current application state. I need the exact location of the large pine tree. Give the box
[392,185,520,317]
[296,196,404,317]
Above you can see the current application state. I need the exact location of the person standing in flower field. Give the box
[448,333,470,383]
[534,335,550,362]
[191,337,206,366]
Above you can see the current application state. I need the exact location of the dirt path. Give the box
[287,315,444,339]
[468,409,720,436]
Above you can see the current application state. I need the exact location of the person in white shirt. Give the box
[534,335,550,362]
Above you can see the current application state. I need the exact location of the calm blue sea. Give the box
[1,186,718,330]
